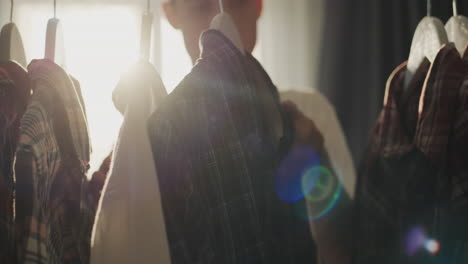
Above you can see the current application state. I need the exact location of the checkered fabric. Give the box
[431,45,468,263]
[0,61,30,264]
[14,59,91,264]
[147,30,316,264]
[355,43,466,264]
[449,47,468,208]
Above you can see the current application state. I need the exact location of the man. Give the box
[163,0,261,64]
[161,0,324,155]
[151,0,349,263]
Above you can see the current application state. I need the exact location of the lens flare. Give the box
[406,226,426,256]
[275,147,343,221]
[302,166,342,220]
[302,166,335,201]
[424,239,440,255]
[275,146,320,202]
[406,226,440,256]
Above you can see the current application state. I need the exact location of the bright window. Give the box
[15,3,192,173]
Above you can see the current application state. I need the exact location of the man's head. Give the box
[163,0,263,62]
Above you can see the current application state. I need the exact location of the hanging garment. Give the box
[147,29,316,264]
[450,47,468,210]
[354,43,466,264]
[0,61,30,263]
[91,60,170,264]
[85,152,112,213]
[14,59,92,264]
[438,45,468,263]
[280,90,356,199]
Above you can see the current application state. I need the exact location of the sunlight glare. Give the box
[160,17,192,92]
[18,4,140,173]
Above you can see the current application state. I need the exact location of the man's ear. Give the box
[256,0,263,19]
[162,1,181,29]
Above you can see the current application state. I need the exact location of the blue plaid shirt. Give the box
[148,30,316,264]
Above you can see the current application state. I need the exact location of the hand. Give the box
[282,101,324,152]
[91,152,112,187]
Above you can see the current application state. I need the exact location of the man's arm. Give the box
[283,101,354,264]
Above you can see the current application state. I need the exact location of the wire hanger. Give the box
[453,0,459,17]
[218,0,224,13]
[445,0,468,56]
[427,0,431,17]
[404,0,448,91]
[140,0,153,61]
[45,0,66,67]
[0,0,27,66]
[10,0,14,23]
[209,0,245,54]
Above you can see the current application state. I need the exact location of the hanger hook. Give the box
[453,0,458,16]
[427,0,431,17]
[54,0,57,19]
[10,0,14,22]
[147,0,151,12]
[218,0,224,13]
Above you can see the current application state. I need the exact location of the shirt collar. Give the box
[415,43,465,165]
[378,58,430,157]
[378,43,464,166]
[28,59,90,166]
[198,29,246,63]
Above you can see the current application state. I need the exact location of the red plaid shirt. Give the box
[0,61,30,263]
[437,46,468,260]
[365,58,429,162]
[85,152,112,212]
[449,46,468,208]
[356,43,466,264]
[369,44,465,162]
[15,60,91,264]
[414,44,466,165]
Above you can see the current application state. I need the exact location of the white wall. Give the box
[0,1,11,27]
[257,0,324,91]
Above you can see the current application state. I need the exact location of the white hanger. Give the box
[0,0,27,67]
[140,0,153,61]
[45,0,66,68]
[209,0,245,54]
[445,0,468,56]
[404,0,448,91]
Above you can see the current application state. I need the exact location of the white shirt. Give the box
[280,89,356,199]
[91,61,171,264]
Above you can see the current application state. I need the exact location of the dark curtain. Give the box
[318,0,468,165]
